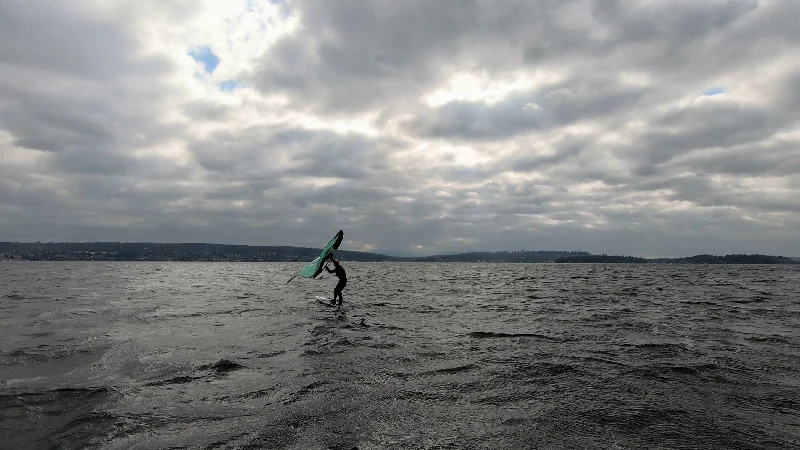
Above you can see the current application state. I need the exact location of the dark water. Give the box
[1,262,799,449]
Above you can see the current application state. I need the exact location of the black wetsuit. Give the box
[325,261,347,305]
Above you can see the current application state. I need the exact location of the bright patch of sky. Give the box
[701,87,726,97]
[188,46,220,74]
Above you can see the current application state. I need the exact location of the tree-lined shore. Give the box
[1,242,797,264]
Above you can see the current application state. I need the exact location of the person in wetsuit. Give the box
[324,256,347,306]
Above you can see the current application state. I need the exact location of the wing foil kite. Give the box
[287,230,344,283]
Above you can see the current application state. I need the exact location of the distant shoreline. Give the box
[1,242,797,264]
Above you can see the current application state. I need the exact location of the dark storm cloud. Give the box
[286,183,396,209]
[254,0,771,114]
[776,70,800,111]
[253,0,488,113]
[507,142,585,173]
[0,70,180,153]
[670,140,800,178]
[0,1,148,80]
[190,126,401,182]
[599,0,798,77]
[184,123,427,240]
[627,103,786,173]
[0,1,200,245]
[0,1,181,172]
[183,100,233,122]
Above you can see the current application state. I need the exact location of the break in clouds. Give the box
[1,0,798,257]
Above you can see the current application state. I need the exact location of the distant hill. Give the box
[0,241,398,262]
[1,242,797,264]
[0,242,586,263]
[553,254,650,264]
[406,250,591,263]
[555,253,799,264]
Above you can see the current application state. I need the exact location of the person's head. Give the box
[331,257,340,266]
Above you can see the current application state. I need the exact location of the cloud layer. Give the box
[1,0,798,257]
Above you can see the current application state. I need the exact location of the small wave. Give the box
[21,331,54,338]
[147,311,204,320]
[5,345,99,364]
[478,304,510,311]
[301,348,326,356]
[636,343,682,350]
[374,323,406,332]
[730,296,770,304]
[198,359,246,374]
[256,350,286,358]
[625,363,720,380]
[223,387,277,401]
[365,341,397,349]
[745,335,788,344]
[681,300,719,306]
[477,389,538,405]
[393,389,461,402]
[58,410,117,432]
[667,365,701,376]
[331,337,357,347]
[301,336,357,356]
[580,356,630,367]
[468,331,558,341]
[416,350,448,358]
[588,312,623,321]
[144,359,245,387]
[309,324,330,336]
[2,386,119,449]
[626,343,689,357]
[145,375,196,387]
[427,363,479,375]
[580,406,688,434]
[280,380,331,405]
[760,392,800,412]
[1,386,115,403]
[498,361,584,382]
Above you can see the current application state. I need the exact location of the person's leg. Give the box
[334,280,345,305]
[333,288,341,305]
[337,280,346,305]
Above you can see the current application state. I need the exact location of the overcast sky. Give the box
[1,0,798,257]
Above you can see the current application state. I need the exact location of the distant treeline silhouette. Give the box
[0,242,394,262]
[0,242,796,264]
[554,253,798,264]
[409,250,591,262]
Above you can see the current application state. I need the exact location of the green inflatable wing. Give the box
[287,230,344,283]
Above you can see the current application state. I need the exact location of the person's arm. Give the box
[325,264,335,274]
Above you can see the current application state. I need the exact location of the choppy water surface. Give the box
[1,262,799,449]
